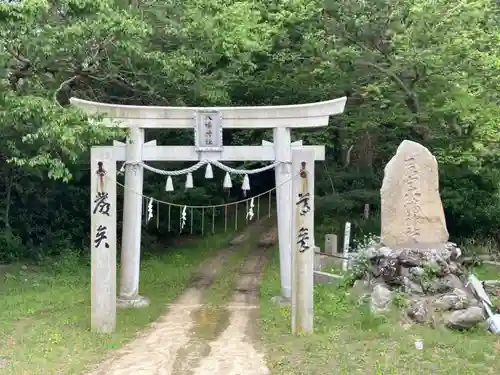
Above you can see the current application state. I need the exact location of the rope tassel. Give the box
[165,176,174,191]
[185,172,194,189]
[242,174,250,196]
[205,163,213,179]
[223,172,232,189]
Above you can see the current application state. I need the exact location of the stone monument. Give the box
[380,140,449,248]
[350,140,486,331]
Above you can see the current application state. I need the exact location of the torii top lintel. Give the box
[69,97,347,129]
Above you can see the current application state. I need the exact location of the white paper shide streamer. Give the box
[246,197,255,220]
[147,198,153,222]
[180,205,187,230]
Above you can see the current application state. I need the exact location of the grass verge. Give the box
[0,233,231,375]
[259,248,500,375]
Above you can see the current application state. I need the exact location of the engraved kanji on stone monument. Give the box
[380,140,449,247]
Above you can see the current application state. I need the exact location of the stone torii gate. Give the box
[72,96,346,332]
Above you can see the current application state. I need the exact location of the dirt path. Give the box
[85,250,232,375]
[190,249,268,375]
[84,223,273,375]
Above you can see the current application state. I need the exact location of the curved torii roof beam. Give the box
[69,97,347,128]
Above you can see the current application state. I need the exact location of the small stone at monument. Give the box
[363,246,393,260]
[426,279,453,294]
[435,274,463,292]
[409,266,425,278]
[445,306,485,329]
[407,299,428,323]
[435,262,451,277]
[378,246,393,258]
[402,277,424,295]
[380,140,449,247]
[434,289,469,311]
[399,266,411,279]
[448,261,464,276]
[380,259,401,285]
[398,248,424,267]
[445,244,462,261]
[370,284,392,313]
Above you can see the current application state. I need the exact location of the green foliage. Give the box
[441,164,500,241]
[0,0,499,260]
[0,231,24,263]
[1,93,120,181]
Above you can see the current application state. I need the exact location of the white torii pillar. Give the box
[72,97,346,307]
[263,137,303,299]
[116,132,153,307]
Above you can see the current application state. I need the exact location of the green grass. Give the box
[0,233,232,375]
[320,260,345,275]
[468,262,500,280]
[259,248,500,375]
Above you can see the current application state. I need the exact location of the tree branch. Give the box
[345,145,354,167]
[356,60,421,114]
[54,75,80,106]
[5,46,31,66]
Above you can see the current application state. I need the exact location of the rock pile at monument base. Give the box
[351,243,487,330]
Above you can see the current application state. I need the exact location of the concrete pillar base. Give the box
[117,295,150,309]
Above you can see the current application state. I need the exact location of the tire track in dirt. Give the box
[170,221,274,375]
[170,260,245,375]
[189,247,270,375]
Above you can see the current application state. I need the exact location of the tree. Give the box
[0,0,499,260]
[320,0,500,166]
